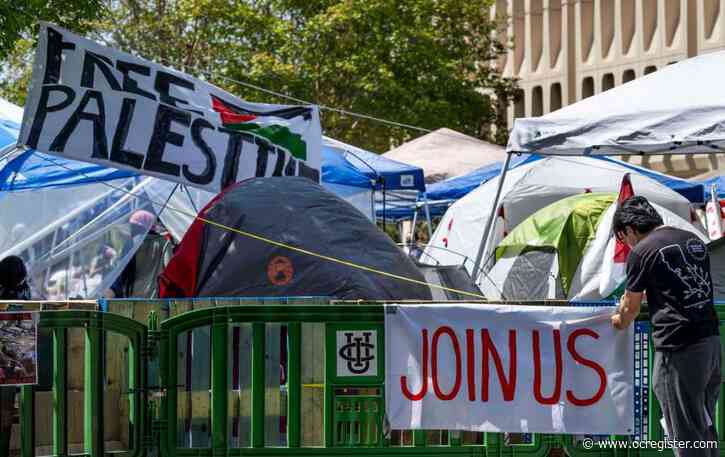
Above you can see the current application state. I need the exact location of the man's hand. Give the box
[611,290,643,330]
[611,312,626,329]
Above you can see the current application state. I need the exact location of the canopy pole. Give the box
[471,153,512,283]
[410,207,419,246]
[422,192,433,240]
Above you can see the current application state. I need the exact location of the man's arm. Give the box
[611,290,643,329]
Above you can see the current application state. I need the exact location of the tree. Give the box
[0,0,517,150]
[0,0,104,59]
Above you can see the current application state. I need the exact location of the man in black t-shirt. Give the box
[611,196,720,456]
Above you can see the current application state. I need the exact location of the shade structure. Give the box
[508,50,725,156]
[385,128,506,183]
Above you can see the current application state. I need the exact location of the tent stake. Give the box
[471,153,512,285]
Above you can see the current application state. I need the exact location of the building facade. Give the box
[495,0,725,177]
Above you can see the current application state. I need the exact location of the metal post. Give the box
[84,325,104,457]
[413,430,425,447]
[287,323,302,447]
[20,386,34,457]
[251,323,265,447]
[422,192,433,240]
[53,328,67,456]
[471,153,513,283]
[211,321,228,454]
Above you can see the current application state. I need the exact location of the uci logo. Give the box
[338,331,375,375]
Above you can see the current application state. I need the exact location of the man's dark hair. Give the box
[612,196,664,235]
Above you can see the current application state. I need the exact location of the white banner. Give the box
[385,304,634,434]
[19,23,322,193]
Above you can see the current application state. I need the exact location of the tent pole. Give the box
[422,192,433,240]
[471,153,512,283]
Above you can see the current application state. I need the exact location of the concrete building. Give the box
[495,0,725,178]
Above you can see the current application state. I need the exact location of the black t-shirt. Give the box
[626,226,719,351]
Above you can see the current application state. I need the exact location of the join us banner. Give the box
[385,304,634,435]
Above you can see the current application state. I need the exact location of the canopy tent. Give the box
[472,52,725,280]
[421,156,702,279]
[508,51,725,156]
[324,137,425,191]
[479,192,707,301]
[384,128,506,183]
[321,136,428,222]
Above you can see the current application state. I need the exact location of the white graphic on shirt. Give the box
[658,243,711,308]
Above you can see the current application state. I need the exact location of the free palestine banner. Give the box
[19,23,321,192]
[385,304,634,434]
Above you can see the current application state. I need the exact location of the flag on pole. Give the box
[599,174,634,298]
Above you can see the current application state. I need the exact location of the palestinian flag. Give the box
[598,173,634,298]
[210,95,309,161]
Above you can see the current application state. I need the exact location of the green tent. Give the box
[488,192,615,298]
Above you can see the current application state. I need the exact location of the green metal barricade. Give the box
[10,309,147,457]
[4,300,725,456]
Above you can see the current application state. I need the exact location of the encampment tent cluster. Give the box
[4,24,725,304]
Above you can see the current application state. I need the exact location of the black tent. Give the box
[159,177,432,300]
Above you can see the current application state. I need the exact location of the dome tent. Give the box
[480,192,708,301]
[159,177,432,300]
[421,156,702,280]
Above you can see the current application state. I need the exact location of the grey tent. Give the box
[159,177,432,300]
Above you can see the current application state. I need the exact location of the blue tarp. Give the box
[380,154,705,220]
[425,154,703,204]
[596,156,705,204]
[0,118,20,151]
[0,150,136,191]
[698,176,725,200]
[426,154,540,201]
[322,137,425,191]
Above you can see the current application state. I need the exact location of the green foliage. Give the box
[0,0,104,58]
[0,0,517,150]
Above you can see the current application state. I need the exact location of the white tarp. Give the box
[19,23,322,193]
[421,156,699,279]
[385,304,634,434]
[508,51,725,155]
